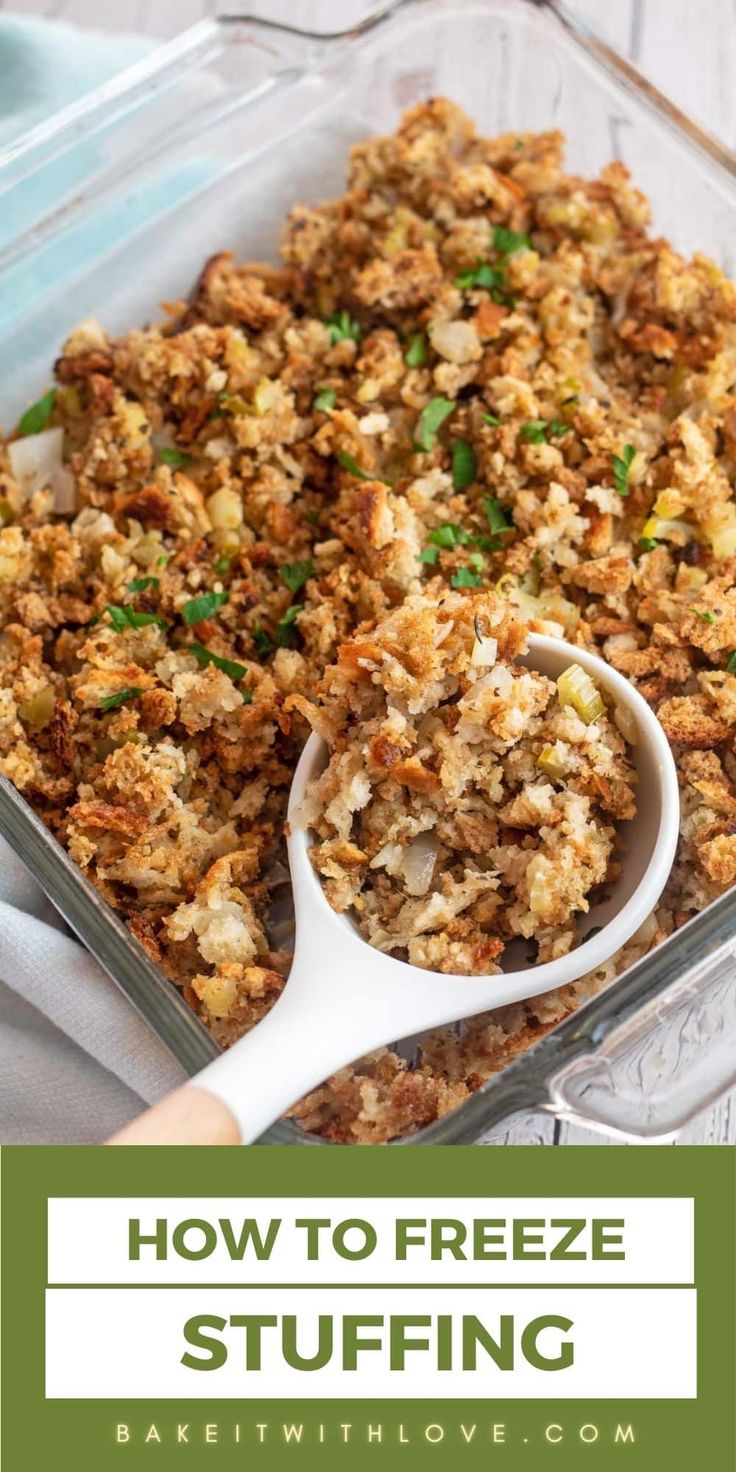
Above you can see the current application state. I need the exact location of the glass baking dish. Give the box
[2,0,736,1146]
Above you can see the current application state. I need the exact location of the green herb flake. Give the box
[693,608,715,625]
[157,446,191,469]
[214,556,231,575]
[181,590,228,626]
[252,624,273,657]
[326,310,361,345]
[483,413,501,427]
[547,419,572,438]
[519,420,548,445]
[454,261,504,292]
[451,439,477,491]
[428,522,468,551]
[280,559,315,596]
[336,450,391,484]
[451,567,483,589]
[276,603,303,648]
[493,224,533,255]
[106,605,168,633]
[99,686,144,713]
[404,332,427,368]
[483,495,513,537]
[638,537,659,552]
[17,389,56,437]
[418,546,440,565]
[612,443,636,497]
[313,387,336,413]
[156,555,169,567]
[126,576,159,594]
[190,642,247,682]
[726,651,736,673]
[242,688,253,704]
[468,551,485,573]
[415,396,456,453]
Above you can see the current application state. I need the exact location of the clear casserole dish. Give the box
[1,0,735,1145]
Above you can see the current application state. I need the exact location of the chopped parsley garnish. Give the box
[275,603,303,648]
[280,559,314,596]
[483,413,501,427]
[252,606,304,658]
[126,576,159,593]
[106,605,168,633]
[612,444,636,496]
[693,608,715,625]
[519,420,547,445]
[156,554,169,567]
[99,686,143,713]
[483,494,513,537]
[214,556,231,575]
[336,450,392,484]
[415,396,455,452]
[519,418,572,446]
[181,590,228,626]
[493,224,532,255]
[638,537,659,552]
[727,651,736,673]
[454,261,505,292]
[326,310,361,345]
[428,522,468,550]
[190,642,247,682]
[242,689,253,704]
[404,332,427,368]
[335,450,391,485]
[313,387,336,412]
[252,624,273,657]
[17,389,56,437]
[451,567,483,589]
[468,552,485,572]
[418,545,440,565]
[157,447,191,469]
[451,439,477,491]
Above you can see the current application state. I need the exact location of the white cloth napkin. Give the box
[0,839,185,1142]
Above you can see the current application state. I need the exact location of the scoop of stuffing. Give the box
[298,592,636,973]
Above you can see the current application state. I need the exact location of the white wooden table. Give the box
[2,0,734,1145]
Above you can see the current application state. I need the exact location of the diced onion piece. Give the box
[536,744,567,779]
[206,486,243,530]
[613,702,638,746]
[53,465,76,514]
[401,831,439,897]
[253,377,277,415]
[633,912,658,946]
[8,427,76,516]
[17,686,55,728]
[556,663,605,724]
[642,514,695,545]
[470,634,498,667]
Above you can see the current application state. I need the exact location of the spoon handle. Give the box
[107,953,380,1145]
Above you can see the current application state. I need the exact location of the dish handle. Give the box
[540,937,736,1140]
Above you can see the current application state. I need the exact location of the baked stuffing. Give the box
[2,98,736,1140]
[297,590,636,971]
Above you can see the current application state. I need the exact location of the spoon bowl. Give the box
[112,636,679,1145]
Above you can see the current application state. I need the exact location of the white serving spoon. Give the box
[110,636,679,1145]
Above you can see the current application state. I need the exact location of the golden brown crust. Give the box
[2,97,736,1140]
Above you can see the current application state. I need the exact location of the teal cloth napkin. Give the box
[0,13,214,337]
[0,12,151,150]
